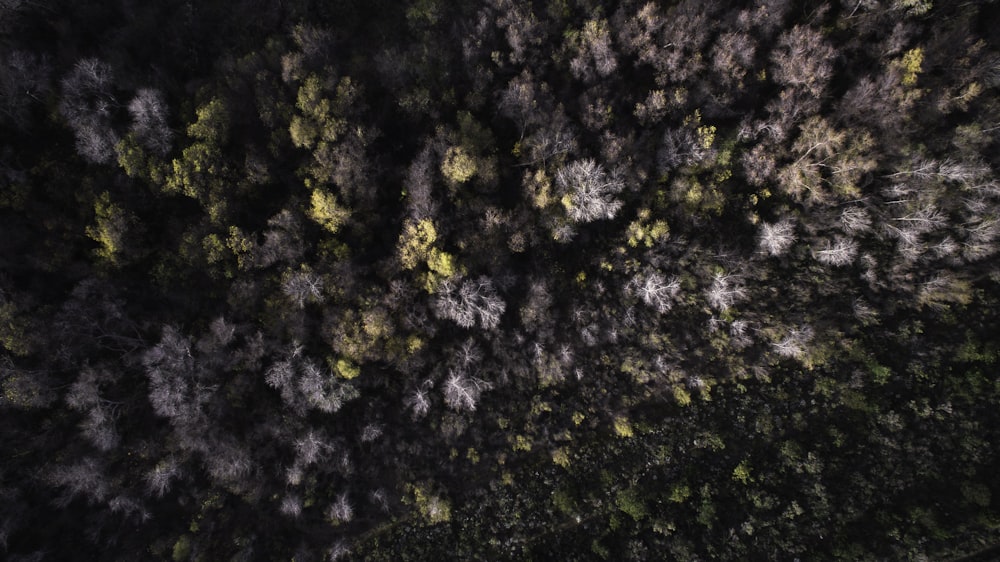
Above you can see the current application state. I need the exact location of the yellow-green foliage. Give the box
[334,358,360,380]
[961,481,992,507]
[187,99,230,144]
[289,114,320,149]
[695,432,726,451]
[733,460,752,484]
[226,226,255,271]
[172,534,192,562]
[291,75,351,149]
[441,146,477,183]
[165,142,225,199]
[626,209,669,248]
[426,248,456,277]
[669,484,692,503]
[896,0,932,16]
[552,447,571,468]
[673,385,692,407]
[86,191,130,265]
[616,488,648,521]
[408,484,451,524]
[697,124,716,149]
[399,219,437,269]
[899,47,924,87]
[202,233,226,262]
[527,169,554,208]
[406,0,441,25]
[456,111,493,151]
[116,135,148,178]
[1,371,46,407]
[308,189,349,234]
[613,416,634,438]
[292,75,330,148]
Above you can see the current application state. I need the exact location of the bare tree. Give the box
[629,271,680,313]
[711,32,756,89]
[814,236,859,266]
[498,71,541,134]
[771,25,835,99]
[108,495,149,521]
[405,387,432,419]
[145,458,181,498]
[555,159,625,223]
[568,19,618,82]
[80,405,120,451]
[298,360,358,413]
[48,457,110,505]
[327,492,353,524]
[280,494,303,518]
[659,127,715,173]
[258,210,306,268]
[706,272,747,312]
[757,219,796,257]
[282,269,325,309]
[404,145,439,221]
[839,206,872,234]
[59,58,119,163]
[127,88,173,156]
[435,277,506,330]
[772,325,814,359]
[442,370,492,412]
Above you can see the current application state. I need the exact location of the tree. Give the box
[498,71,540,134]
[255,209,306,268]
[757,220,796,257]
[66,367,122,451]
[711,32,756,89]
[440,146,477,183]
[555,159,625,223]
[126,88,173,156]
[297,359,359,413]
[629,271,680,313]
[280,494,303,518]
[48,457,110,505]
[770,26,835,99]
[0,358,55,409]
[617,1,716,86]
[706,272,747,312]
[659,125,716,173]
[86,191,137,265]
[813,236,859,267]
[59,58,119,163]
[309,188,350,234]
[327,492,353,524]
[772,325,814,360]
[282,268,325,309]
[405,387,432,419]
[839,207,872,235]
[145,458,182,498]
[442,370,491,412]
[435,277,506,330]
[568,19,618,82]
[186,98,230,145]
[403,145,439,221]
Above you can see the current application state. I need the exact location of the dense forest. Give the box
[2,0,1000,559]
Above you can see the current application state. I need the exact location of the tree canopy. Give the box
[2,0,1000,560]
